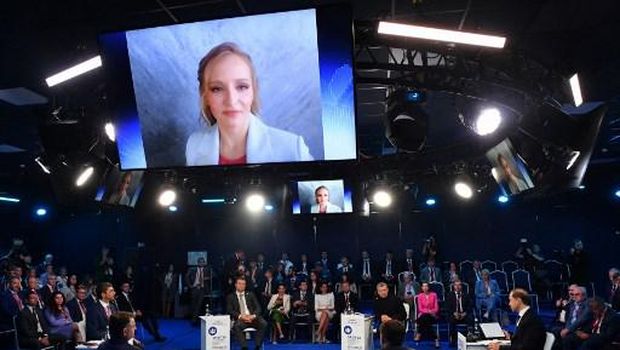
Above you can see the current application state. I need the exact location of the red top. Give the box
[219,154,247,165]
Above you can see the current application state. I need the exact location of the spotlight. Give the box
[372,190,392,207]
[474,108,502,136]
[425,198,437,206]
[45,56,102,87]
[264,205,274,211]
[75,166,94,187]
[158,189,177,206]
[377,21,506,48]
[454,182,473,199]
[104,122,116,142]
[578,185,586,190]
[246,194,265,213]
[498,195,509,203]
[384,88,429,152]
[35,208,47,216]
[569,73,583,107]
[168,205,178,212]
[35,157,51,174]
[615,190,620,198]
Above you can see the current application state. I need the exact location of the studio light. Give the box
[384,88,429,152]
[378,21,506,49]
[498,195,509,203]
[168,205,178,212]
[104,122,116,142]
[35,208,47,216]
[158,189,177,206]
[45,56,103,87]
[454,182,473,199]
[372,190,392,207]
[0,196,20,203]
[75,166,94,187]
[425,198,437,206]
[578,185,586,190]
[202,198,226,204]
[569,73,583,107]
[264,205,274,211]
[566,151,580,170]
[246,194,265,213]
[35,157,51,174]
[474,108,502,136]
[615,189,620,199]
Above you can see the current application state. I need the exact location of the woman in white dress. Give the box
[314,281,335,343]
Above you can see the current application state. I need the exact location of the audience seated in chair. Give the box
[16,291,64,350]
[561,296,620,350]
[43,291,80,343]
[446,279,473,346]
[475,269,500,321]
[226,276,267,350]
[314,281,335,343]
[374,282,407,329]
[397,272,418,325]
[291,280,314,338]
[420,259,442,284]
[267,283,290,343]
[414,282,440,348]
[608,268,620,311]
[1,276,24,328]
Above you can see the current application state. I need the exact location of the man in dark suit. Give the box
[401,249,418,278]
[335,281,359,315]
[446,280,473,346]
[291,280,314,325]
[16,291,62,350]
[21,276,45,309]
[185,257,210,325]
[379,252,398,286]
[562,296,620,350]
[298,254,310,276]
[86,282,118,341]
[116,281,165,342]
[1,276,24,329]
[38,273,57,307]
[226,276,267,350]
[374,282,407,326]
[488,288,546,350]
[96,312,139,350]
[259,269,276,310]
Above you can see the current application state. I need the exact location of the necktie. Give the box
[516,315,521,327]
[386,261,391,276]
[238,294,249,316]
[571,304,579,324]
[79,300,86,315]
[105,305,112,319]
[197,268,204,288]
[430,268,435,281]
[364,261,369,276]
[301,291,305,301]
[345,293,349,305]
[32,308,43,334]
[457,293,463,313]
[408,259,412,270]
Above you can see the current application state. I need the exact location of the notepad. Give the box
[479,322,506,339]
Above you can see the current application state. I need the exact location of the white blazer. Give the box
[185,114,313,166]
[310,202,343,214]
[267,294,291,315]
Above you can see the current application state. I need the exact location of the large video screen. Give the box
[487,139,535,195]
[292,179,353,215]
[99,6,356,169]
[94,168,144,207]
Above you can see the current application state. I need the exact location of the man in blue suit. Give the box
[86,282,118,341]
[555,286,589,349]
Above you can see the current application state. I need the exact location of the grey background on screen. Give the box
[298,180,344,214]
[126,9,324,167]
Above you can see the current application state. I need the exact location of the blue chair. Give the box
[512,269,532,292]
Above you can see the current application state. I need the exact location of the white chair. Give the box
[544,332,555,350]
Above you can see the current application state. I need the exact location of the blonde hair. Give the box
[197,42,260,125]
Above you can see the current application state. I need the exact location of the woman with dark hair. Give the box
[415,282,440,348]
[314,281,335,343]
[44,291,81,342]
[267,283,290,342]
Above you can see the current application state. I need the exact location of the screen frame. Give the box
[98,3,359,171]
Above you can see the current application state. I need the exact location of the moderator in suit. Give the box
[226,278,267,350]
[86,300,118,341]
[186,113,313,166]
[489,290,546,350]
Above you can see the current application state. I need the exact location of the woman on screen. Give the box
[186,42,313,166]
[106,172,132,205]
[310,186,342,214]
[497,153,529,194]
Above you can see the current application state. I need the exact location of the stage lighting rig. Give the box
[384,88,429,152]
